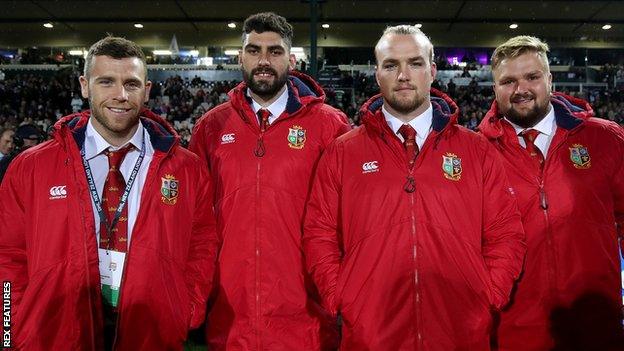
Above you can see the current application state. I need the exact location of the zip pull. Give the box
[539,185,548,210]
[404,176,416,193]
[254,137,266,157]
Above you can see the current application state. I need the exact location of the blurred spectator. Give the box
[70,93,84,113]
[0,127,14,160]
[0,124,44,182]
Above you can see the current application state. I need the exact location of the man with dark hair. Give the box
[303,25,525,350]
[0,127,14,160]
[0,124,43,183]
[0,36,219,350]
[190,12,350,351]
[479,35,624,351]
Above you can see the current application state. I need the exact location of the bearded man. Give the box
[479,35,624,351]
[303,25,526,350]
[189,12,350,351]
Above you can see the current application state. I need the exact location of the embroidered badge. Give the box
[287,125,306,149]
[442,153,462,181]
[569,144,591,169]
[161,174,179,205]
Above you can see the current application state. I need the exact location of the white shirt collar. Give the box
[505,103,555,137]
[84,118,145,160]
[247,85,289,119]
[382,103,433,140]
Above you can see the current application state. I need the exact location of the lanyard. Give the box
[81,130,146,246]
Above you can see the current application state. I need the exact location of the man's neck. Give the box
[250,84,287,108]
[92,121,138,147]
[385,100,431,123]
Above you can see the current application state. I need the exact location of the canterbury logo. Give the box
[49,185,67,199]
[221,133,235,144]
[362,161,379,173]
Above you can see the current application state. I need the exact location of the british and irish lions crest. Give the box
[161,174,179,205]
[287,125,306,149]
[569,144,591,169]
[442,153,462,181]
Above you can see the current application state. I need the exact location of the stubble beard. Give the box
[386,90,427,115]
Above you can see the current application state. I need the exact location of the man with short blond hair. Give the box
[304,25,525,350]
[480,35,624,351]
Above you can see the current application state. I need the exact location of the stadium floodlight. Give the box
[134,23,144,29]
[322,23,330,29]
[602,24,612,30]
[43,22,53,28]
[224,50,239,56]
[509,23,519,29]
[228,22,237,29]
[153,50,173,55]
[69,50,85,56]
[415,23,423,28]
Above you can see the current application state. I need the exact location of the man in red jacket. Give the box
[479,35,624,351]
[0,36,219,350]
[189,12,350,351]
[303,25,526,351]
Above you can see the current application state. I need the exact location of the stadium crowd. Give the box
[1,68,623,149]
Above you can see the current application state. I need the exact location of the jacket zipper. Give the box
[111,153,164,350]
[72,152,98,351]
[409,190,423,347]
[539,177,557,305]
[405,160,421,347]
[255,158,262,350]
[536,131,570,305]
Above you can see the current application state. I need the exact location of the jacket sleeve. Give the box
[188,117,211,170]
[609,124,624,253]
[185,159,220,329]
[0,156,29,316]
[303,141,342,315]
[480,141,527,310]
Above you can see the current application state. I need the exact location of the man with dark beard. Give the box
[189,12,350,351]
[479,36,624,351]
[0,36,219,350]
[303,25,526,350]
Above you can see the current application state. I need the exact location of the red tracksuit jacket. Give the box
[479,93,624,351]
[189,71,350,350]
[304,90,526,351]
[0,110,219,350]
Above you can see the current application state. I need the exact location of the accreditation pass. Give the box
[98,249,126,307]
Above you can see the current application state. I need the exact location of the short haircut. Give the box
[0,127,14,138]
[375,25,434,64]
[491,35,550,72]
[242,12,293,49]
[84,36,147,79]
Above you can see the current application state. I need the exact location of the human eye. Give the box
[383,63,397,70]
[125,81,141,90]
[271,48,284,56]
[97,78,112,86]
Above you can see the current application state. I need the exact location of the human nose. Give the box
[258,51,270,66]
[397,64,410,82]
[113,84,129,101]
[515,79,530,94]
